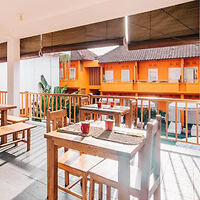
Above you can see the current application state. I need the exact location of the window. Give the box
[168,68,181,83]
[184,67,198,83]
[121,70,130,82]
[69,68,76,80]
[105,70,113,82]
[148,69,158,82]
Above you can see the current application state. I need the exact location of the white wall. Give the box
[20,55,59,92]
[0,55,59,92]
[0,62,7,91]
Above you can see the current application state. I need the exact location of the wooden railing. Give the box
[19,92,200,145]
[19,92,89,124]
[0,91,7,104]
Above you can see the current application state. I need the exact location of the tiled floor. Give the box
[0,124,199,200]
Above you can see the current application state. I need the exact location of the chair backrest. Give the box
[80,96,90,107]
[46,109,67,133]
[139,115,161,193]
[130,100,138,128]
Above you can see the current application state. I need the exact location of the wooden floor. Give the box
[0,124,199,200]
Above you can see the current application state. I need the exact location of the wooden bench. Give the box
[0,123,36,151]
[0,114,29,124]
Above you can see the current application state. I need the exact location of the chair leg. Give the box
[82,175,87,200]
[153,184,160,200]
[22,130,25,138]
[13,133,18,146]
[65,171,69,186]
[106,186,111,200]
[98,183,103,200]
[89,177,95,200]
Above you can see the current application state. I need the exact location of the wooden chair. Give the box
[89,115,161,200]
[46,109,104,200]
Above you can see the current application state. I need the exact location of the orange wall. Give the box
[60,57,199,97]
[184,57,200,79]
[138,57,200,82]
[60,60,98,94]
[83,60,99,68]
[101,61,137,82]
[138,59,181,81]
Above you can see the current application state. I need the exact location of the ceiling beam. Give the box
[42,38,124,53]
[128,34,199,50]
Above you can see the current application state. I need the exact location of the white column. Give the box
[7,38,20,115]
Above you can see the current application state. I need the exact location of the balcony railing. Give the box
[18,92,200,146]
[0,91,7,104]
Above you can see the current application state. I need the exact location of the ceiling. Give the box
[0,0,192,42]
[128,0,199,49]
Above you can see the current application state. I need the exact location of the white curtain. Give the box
[168,68,181,83]
[121,70,130,82]
[105,70,113,82]
[148,68,158,82]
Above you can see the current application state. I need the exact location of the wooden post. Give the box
[1,110,8,143]
[181,58,184,83]
[25,91,29,117]
[185,103,188,142]
[89,93,93,104]
[27,129,31,151]
[196,103,199,144]
[118,154,130,200]
[47,138,58,200]
[175,102,178,140]
[153,115,161,200]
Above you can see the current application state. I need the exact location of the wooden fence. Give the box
[18,92,200,145]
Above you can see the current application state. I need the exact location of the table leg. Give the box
[115,114,121,127]
[118,155,130,200]
[80,111,84,121]
[47,138,58,200]
[94,113,98,121]
[1,110,7,143]
[126,113,132,128]
[27,129,31,151]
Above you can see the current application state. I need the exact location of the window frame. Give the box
[121,69,130,82]
[148,68,158,82]
[69,68,76,80]
[105,70,114,83]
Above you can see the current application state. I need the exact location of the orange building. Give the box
[99,45,200,100]
[59,45,200,100]
[59,49,100,94]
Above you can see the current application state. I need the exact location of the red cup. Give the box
[81,122,90,134]
[105,119,114,131]
[97,102,102,108]
[110,101,114,107]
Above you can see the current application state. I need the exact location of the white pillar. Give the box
[7,38,20,115]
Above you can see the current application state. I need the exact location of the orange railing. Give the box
[0,91,7,104]
[19,92,200,145]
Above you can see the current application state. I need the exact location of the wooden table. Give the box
[44,122,146,200]
[79,104,131,127]
[0,104,17,143]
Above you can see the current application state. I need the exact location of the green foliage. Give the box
[36,75,79,120]
[138,108,166,124]
[38,75,52,93]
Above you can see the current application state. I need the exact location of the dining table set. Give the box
[0,104,17,143]
[44,100,161,200]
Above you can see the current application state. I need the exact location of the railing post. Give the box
[25,91,29,117]
[89,93,93,104]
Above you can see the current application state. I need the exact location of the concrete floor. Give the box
[0,124,199,200]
